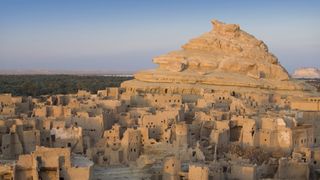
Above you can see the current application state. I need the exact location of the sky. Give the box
[0,0,319,73]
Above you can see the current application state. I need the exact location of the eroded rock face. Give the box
[126,19,314,92]
[151,20,290,80]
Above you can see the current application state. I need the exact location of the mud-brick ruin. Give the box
[0,20,320,180]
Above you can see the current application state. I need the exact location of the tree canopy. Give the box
[0,75,132,97]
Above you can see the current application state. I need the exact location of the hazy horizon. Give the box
[1,0,319,73]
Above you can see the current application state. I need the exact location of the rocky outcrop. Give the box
[150,20,289,80]
[292,67,320,79]
[122,19,315,93]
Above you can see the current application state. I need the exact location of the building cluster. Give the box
[0,86,319,179]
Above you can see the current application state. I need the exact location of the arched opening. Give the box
[231,91,236,96]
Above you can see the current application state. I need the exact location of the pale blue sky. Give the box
[0,0,319,73]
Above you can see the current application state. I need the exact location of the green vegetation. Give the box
[1,75,318,97]
[0,75,133,97]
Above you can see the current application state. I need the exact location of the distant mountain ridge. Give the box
[292,67,320,79]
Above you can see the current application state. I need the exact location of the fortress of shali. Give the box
[0,20,319,180]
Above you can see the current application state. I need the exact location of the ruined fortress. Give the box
[0,20,319,180]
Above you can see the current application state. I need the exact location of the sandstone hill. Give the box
[122,20,316,95]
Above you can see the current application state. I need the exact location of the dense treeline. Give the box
[1,75,318,97]
[303,79,320,92]
[0,75,133,97]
